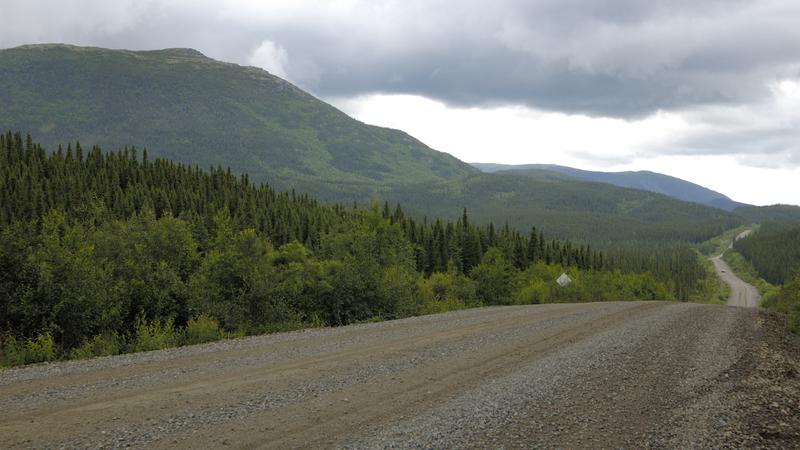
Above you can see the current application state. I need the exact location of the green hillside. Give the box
[385,172,741,245]
[472,163,746,211]
[733,204,800,224]
[0,44,474,201]
[0,44,744,244]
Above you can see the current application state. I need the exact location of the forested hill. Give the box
[733,222,800,285]
[0,44,744,245]
[1,133,712,365]
[384,171,741,245]
[472,163,745,211]
[733,204,800,224]
[732,222,800,332]
[0,44,475,201]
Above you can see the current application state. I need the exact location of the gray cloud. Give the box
[3,0,800,119]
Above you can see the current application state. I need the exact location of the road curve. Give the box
[0,301,770,448]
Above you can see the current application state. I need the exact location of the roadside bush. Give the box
[1,332,57,366]
[399,271,480,316]
[1,334,23,366]
[470,248,519,305]
[69,333,122,359]
[25,332,57,363]
[184,314,223,345]
[763,272,800,334]
[131,316,178,352]
[513,280,550,305]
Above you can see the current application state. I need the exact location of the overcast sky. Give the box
[3,0,799,205]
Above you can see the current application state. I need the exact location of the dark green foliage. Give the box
[721,222,800,333]
[0,133,708,366]
[733,222,800,285]
[470,248,520,305]
[763,272,800,333]
[603,246,708,301]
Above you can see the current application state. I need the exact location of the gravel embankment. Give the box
[1,301,796,449]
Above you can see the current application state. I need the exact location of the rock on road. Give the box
[2,300,799,448]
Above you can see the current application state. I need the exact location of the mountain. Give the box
[472,163,746,211]
[0,44,743,244]
[0,44,475,202]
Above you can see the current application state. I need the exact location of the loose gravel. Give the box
[1,301,796,449]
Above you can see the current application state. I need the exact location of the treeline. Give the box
[0,132,601,275]
[732,222,800,332]
[764,272,800,333]
[0,132,677,365]
[733,222,800,285]
[603,245,708,301]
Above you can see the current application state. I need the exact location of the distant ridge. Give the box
[471,163,747,211]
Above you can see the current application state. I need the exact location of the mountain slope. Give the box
[472,163,746,211]
[1,44,744,244]
[0,44,475,201]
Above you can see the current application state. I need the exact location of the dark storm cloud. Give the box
[2,0,799,118]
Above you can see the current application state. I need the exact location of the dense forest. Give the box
[1,133,711,365]
[733,222,800,285]
[732,222,800,331]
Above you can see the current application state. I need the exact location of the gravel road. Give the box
[711,256,761,307]
[711,229,761,307]
[2,300,797,448]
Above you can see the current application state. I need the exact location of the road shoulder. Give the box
[717,311,800,447]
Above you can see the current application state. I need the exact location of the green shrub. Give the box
[131,315,178,352]
[184,314,223,345]
[762,272,800,334]
[25,332,57,363]
[513,280,550,305]
[404,271,481,316]
[69,333,122,359]
[1,334,23,367]
[2,332,58,366]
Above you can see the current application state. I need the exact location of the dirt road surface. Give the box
[711,256,762,307]
[711,229,761,308]
[2,301,798,448]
